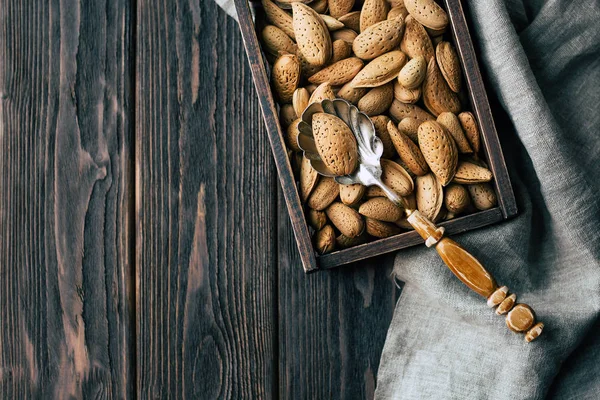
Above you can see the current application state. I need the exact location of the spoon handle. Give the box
[406,210,543,342]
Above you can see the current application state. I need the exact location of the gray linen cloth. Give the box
[220,0,600,397]
[376,0,600,398]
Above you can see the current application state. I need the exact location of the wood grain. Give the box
[136,0,277,397]
[277,189,399,399]
[0,0,134,398]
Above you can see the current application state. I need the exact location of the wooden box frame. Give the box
[234,0,517,272]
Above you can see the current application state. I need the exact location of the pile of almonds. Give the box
[260,0,498,254]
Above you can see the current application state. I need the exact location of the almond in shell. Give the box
[331,28,358,44]
[329,0,355,18]
[314,224,336,254]
[360,0,390,32]
[292,3,332,67]
[404,0,448,31]
[397,55,426,89]
[353,17,405,60]
[467,183,497,210]
[337,82,369,104]
[350,50,407,88]
[359,197,403,222]
[307,209,328,230]
[308,82,336,105]
[338,11,361,32]
[293,88,310,118]
[336,231,370,248]
[415,172,444,222]
[453,161,493,184]
[389,100,434,123]
[365,217,401,238]
[437,112,472,154]
[340,183,366,206]
[436,41,462,93]
[300,155,320,202]
[286,119,302,151]
[422,56,461,116]
[307,176,340,210]
[371,115,396,158]
[418,121,458,186]
[261,25,297,56]
[358,82,395,116]
[280,103,297,128]
[397,117,421,142]
[310,0,329,13]
[262,0,296,39]
[312,113,359,175]
[387,4,409,20]
[331,39,353,63]
[326,202,365,238]
[366,159,414,197]
[388,121,429,176]
[272,53,301,103]
[393,81,421,104]
[320,14,345,31]
[458,112,481,154]
[308,57,364,85]
[400,15,434,60]
[444,183,470,214]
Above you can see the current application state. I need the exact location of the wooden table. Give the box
[0,1,398,398]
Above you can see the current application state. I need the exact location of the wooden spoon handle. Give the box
[407,210,544,342]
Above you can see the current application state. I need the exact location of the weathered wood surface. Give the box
[136,0,278,397]
[0,0,134,398]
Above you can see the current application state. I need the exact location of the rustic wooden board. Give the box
[0,0,134,398]
[136,0,277,397]
[278,189,399,399]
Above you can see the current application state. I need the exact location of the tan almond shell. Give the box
[328,0,355,18]
[359,197,403,222]
[308,82,336,105]
[326,202,365,238]
[314,224,336,254]
[312,113,360,176]
[286,119,302,152]
[339,183,366,206]
[444,183,470,213]
[370,115,396,158]
[458,111,481,154]
[397,56,426,89]
[467,183,497,210]
[272,54,301,103]
[307,176,340,210]
[331,39,353,63]
[336,231,370,248]
[280,103,297,128]
[337,82,369,104]
[418,121,458,186]
[292,3,332,67]
[367,159,414,197]
[393,80,421,104]
[350,50,407,88]
[261,25,297,56]
[307,209,328,230]
[387,4,409,20]
[331,28,358,44]
[452,161,493,184]
[310,0,329,13]
[389,100,435,123]
[262,0,296,39]
[422,56,461,116]
[293,88,310,118]
[365,217,401,238]
[353,17,405,60]
[436,112,473,154]
[360,0,390,32]
[338,11,361,32]
[300,156,320,202]
[388,121,429,176]
[415,172,444,222]
[436,41,462,93]
[358,83,395,116]
[320,14,345,31]
[400,15,434,61]
[404,0,448,31]
[308,57,364,85]
[397,117,421,142]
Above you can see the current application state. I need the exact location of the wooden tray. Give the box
[234,0,517,272]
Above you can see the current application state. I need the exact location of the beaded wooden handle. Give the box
[407,210,544,342]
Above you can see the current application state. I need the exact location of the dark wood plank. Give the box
[278,188,399,399]
[0,0,134,398]
[136,1,277,397]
